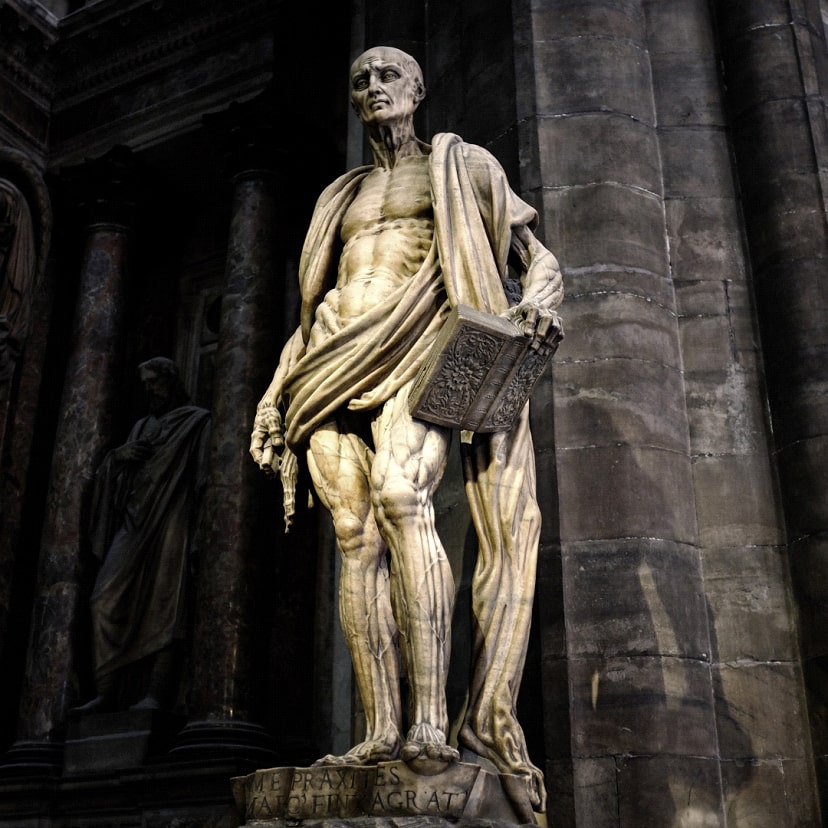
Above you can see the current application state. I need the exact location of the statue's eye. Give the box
[381,70,400,82]
[353,77,368,90]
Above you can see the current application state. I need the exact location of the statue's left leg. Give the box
[459,405,546,811]
[370,386,459,766]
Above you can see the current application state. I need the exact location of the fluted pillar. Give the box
[5,147,136,768]
[715,0,828,816]
[174,96,281,761]
[511,0,724,822]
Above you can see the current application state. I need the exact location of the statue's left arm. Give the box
[505,223,564,354]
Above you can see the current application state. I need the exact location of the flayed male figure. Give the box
[250,46,563,810]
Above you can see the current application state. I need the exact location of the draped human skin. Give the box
[253,127,562,811]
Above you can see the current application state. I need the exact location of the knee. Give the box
[371,475,423,529]
[332,511,371,557]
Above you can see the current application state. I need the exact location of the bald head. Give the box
[349,46,426,127]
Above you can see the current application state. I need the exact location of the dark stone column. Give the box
[173,96,280,762]
[514,0,723,822]
[715,0,828,816]
[4,147,136,769]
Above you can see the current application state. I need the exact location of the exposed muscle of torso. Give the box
[318,155,434,333]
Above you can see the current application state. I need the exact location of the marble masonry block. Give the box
[539,657,573,760]
[651,52,725,127]
[645,0,717,55]
[536,542,566,658]
[723,25,804,117]
[543,184,668,274]
[365,4,424,45]
[556,444,697,543]
[666,198,746,281]
[714,662,811,761]
[544,757,576,826]
[692,454,783,548]
[776,436,828,538]
[675,279,729,318]
[569,655,718,757]
[660,127,733,199]
[537,114,661,194]
[745,202,826,271]
[64,709,185,773]
[515,116,543,193]
[725,281,763,359]
[702,545,797,663]
[559,264,676,309]
[684,369,768,457]
[533,37,655,124]
[615,754,723,827]
[679,313,733,377]
[554,288,680,367]
[530,0,646,45]
[739,166,824,222]
[732,100,817,184]
[789,535,828,660]
[571,757,618,828]
[721,757,821,826]
[562,539,709,659]
[716,0,792,43]
[550,358,688,453]
[802,656,828,755]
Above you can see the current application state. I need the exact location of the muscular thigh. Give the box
[307,421,374,523]
[371,384,451,499]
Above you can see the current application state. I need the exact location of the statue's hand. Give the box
[249,404,284,475]
[112,440,152,463]
[508,304,564,355]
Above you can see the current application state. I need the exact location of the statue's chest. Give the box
[343,159,432,234]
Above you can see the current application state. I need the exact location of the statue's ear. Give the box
[414,82,426,103]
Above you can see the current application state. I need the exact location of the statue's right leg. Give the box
[307,422,403,765]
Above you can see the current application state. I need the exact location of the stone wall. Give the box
[0,0,825,825]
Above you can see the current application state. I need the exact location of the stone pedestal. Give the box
[232,760,535,826]
[63,709,186,774]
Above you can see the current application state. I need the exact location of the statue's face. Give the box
[350,47,424,127]
[140,368,175,414]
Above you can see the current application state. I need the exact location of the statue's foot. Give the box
[313,737,400,767]
[69,694,114,715]
[129,695,161,711]
[401,723,459,775]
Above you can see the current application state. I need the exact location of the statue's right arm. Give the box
[249,327,306,474]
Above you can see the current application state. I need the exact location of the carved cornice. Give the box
[0,0,275,108]
[0,3,58,105]
[52,0,275,106]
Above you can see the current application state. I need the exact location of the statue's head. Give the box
[349,46,426,127]
[138,357,185,414]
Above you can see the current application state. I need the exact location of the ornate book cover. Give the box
[408,304,558,432]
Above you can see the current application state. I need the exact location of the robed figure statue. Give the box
[77,357,211,713]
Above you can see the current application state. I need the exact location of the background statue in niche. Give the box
[76,357,211,714]
[0,148,51,426]
[250,47,563,812]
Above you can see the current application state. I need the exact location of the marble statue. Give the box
[76,357,211,713]
[250,47,563,812]
[0,149,51,386]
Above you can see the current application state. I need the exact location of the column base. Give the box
[170,719,277,765]
[1,739,64,775]
[64,708,186,774]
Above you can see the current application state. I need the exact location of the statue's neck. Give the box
[366,118,423,168]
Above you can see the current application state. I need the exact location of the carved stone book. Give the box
[408,304,557,432]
